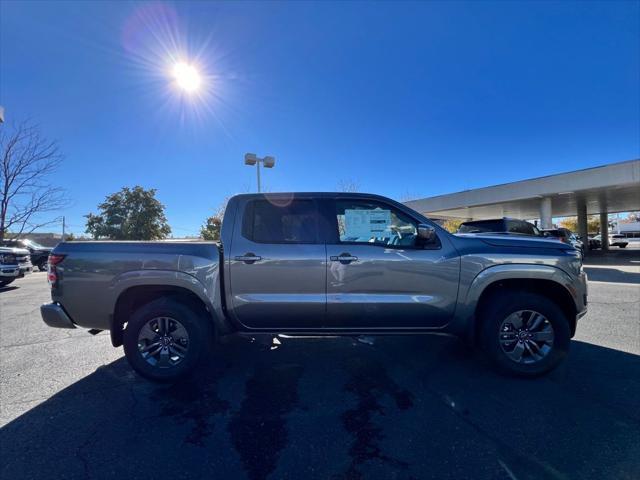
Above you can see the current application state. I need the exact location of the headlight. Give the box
[566,250,583,276]
[0,254,16,264]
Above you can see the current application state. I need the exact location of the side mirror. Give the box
[417,224,437,243]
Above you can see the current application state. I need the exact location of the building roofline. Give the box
[405,158,640,204]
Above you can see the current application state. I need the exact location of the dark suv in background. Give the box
[457,218,541,236]
[0,239,52,271]
[541,228,585,255]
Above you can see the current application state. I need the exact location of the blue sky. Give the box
[1,1,638,236]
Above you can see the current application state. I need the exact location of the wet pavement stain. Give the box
[153,369,230,447]
[338,357,414,480]
[229,363,304,480]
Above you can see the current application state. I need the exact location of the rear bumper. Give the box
[41,303,76,329]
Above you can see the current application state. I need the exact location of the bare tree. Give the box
[337,178,360,192]
[0,121,68,241]
[399,190,420,203]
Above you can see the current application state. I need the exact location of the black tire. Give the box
[123,297,213,382]
[38,263,48,271]
[480,291,570,378]
[0,278,16,288]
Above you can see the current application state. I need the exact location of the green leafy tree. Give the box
[200,215,222,241]
[85,186,171,240]
[200,198,227,241]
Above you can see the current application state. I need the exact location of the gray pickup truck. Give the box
[41,192,587,381]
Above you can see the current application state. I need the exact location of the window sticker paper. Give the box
[344,209,391,238]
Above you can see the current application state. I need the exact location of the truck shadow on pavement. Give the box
[1,336,639,480]
[0,285,19,293]
[583,267,640,284]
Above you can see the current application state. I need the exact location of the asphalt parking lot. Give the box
[1,251,639,480]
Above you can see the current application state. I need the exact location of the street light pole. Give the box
[256,160,261,193]
[244,153,275,193]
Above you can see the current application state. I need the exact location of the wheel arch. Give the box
[472,278,578,344]
[111,284,217,347]
[454,264,580,344]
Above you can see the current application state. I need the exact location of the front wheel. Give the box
[480,292,570,377]
[123,297,213,382]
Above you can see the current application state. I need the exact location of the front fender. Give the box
[452,263,579,338]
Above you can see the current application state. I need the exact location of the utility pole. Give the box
[62,216,65,240]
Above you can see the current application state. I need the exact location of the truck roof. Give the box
[230,192,399,200]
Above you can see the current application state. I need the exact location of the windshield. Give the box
[23,239,46,249]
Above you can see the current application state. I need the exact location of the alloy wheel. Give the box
[137,316,189,368]
[499,310,555,364]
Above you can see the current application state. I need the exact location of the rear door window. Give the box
[242,199,320,244]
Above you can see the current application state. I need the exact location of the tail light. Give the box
[48,254,66,287]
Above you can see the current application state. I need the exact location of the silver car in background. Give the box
[0,247,32,288]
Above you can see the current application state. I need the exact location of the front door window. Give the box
[334,200,419,248]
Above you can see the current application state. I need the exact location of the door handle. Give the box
[235,253,262,264]
[330,254,358,264]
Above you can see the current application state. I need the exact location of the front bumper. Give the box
[576,271,588,319]
[41,303,76,329]
[1,265,21,278]
[19,263,33,277]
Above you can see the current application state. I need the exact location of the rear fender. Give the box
[109,269,228,340]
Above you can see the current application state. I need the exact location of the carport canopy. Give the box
[404,159,640,250]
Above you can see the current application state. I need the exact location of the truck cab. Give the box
[223,193,460,331]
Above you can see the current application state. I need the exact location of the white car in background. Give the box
[593,234,629,248]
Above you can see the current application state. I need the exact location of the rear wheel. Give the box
[123,297,212,382]
[480,291,570,377]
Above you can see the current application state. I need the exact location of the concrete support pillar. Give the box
[539,197,553,229]
[600,211,609,250]
[577,199,588,252]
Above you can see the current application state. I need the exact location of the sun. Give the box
[172,62,201,93]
